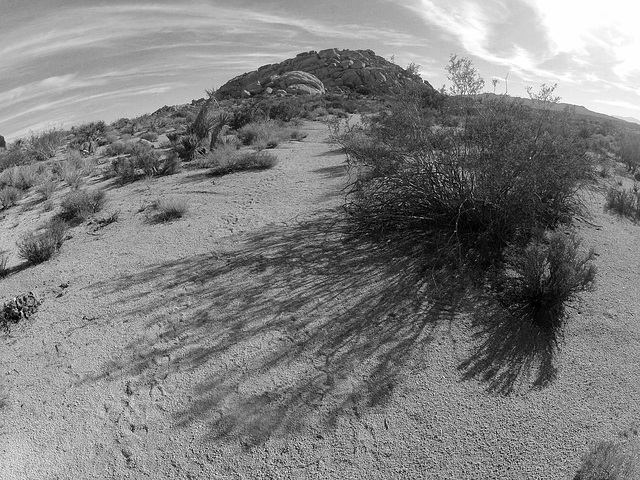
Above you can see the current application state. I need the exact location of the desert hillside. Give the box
[1,51,640,479]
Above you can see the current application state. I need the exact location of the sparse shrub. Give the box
[209,150,278,176]
[105,141,131,157]
[0,164,41,190]
[150,197,188,222]
[141,131,158,142]
[496,231,596,336]
[70,120,107,147]
[160,152,181,175]
[0,186,21,209]
[58,160,84,189]
[605,187,639,219]
[236,120,295,149]
[36,177,58,200]
[575,440,639,480]
[618,133,640,174]
[0,145,31,170]
[17,219,67,264]
[195,144,240,169]
[107,142,162,182]
[60,188,106,221]
[129,142,162,176]
[27,128,66,161]
[176,133,200,161]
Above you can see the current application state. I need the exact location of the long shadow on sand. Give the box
[83,210,558,447]
[458,299,559,395]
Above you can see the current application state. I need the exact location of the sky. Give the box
[1,0,640,141]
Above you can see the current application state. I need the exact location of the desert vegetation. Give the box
[332,57,599,398]
[3,52,640,478]
[16,217,67,264]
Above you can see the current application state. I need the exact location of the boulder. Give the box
[286,84,323,96]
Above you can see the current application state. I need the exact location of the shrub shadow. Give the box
[458,299,559,395]
[83,211,467,448]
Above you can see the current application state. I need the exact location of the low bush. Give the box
[36,177,58,200]
[104,140,131,157]
[0,164,41,190]
[27,128,66,161]
[58,160,84,189]
[107,142,162,182]
[140,131,158,142]
[236,120,295,149]
[17,219,67,264]
[70,121,107,147]
[605,186,639,219]
[150,197,188,222]
[60,188,106,221]
[0,146,32,170]
[496,231,596,336]
[209,150,278,176]
[0,186,21,209]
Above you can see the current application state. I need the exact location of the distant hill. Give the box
[615,115,640,125]
[477,93,628,123]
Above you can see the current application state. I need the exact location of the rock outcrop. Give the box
[216,48,433,99]
[1,292,40,331]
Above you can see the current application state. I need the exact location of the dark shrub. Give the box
[0,186,21,209]
[339,91,592,264]
[60,189,106,221]
[496,231,596,336]
[605,187,639,219]
[107,142,162,182]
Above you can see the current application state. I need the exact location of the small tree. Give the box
[406,62,421,76]
[492,78,499,94]
[445,54,485,96]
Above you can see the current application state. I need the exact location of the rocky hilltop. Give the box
[216,48,434,98]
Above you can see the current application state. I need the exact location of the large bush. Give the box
[338,87,592,264]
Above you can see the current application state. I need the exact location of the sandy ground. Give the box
[0,120,639,479]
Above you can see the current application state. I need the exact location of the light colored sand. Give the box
[0,121,638,479]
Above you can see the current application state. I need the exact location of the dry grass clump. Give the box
[149,197,188,222]
[236,120,297,150]
[0,186,22,209]
[35,177,58,200]
[60,188,106,221]
[17,218,67,264]
[0,164,42,190]
[106,141,177,182]
[209,150,278,176]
